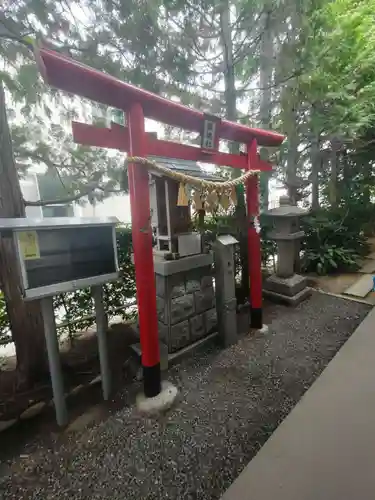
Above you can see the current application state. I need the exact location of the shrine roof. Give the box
[150,157,223,182]
[36,47,285,148]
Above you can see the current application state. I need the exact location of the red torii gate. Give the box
[36,47,284,401]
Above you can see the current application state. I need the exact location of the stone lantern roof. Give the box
[265,196,309,218]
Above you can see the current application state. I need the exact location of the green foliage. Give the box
[193,211,277,274]
[303,244,359,276]
[309,0,375,137]
[337,202,375,237]
[301,209,370,274]
[194,210,237,240]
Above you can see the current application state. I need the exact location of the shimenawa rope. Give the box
[126,156,259,209]
[126,156,259,190]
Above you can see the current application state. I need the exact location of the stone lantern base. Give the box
[263,274,312,306]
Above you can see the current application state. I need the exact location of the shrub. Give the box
[301,209,370,274]
[303,244,360,275]
[193,211,277,276]
[53,225,136,335]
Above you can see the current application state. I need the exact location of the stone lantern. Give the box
[263,195,311,305]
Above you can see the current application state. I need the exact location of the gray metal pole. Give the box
[41,296,68,426]
[92,285,111,400]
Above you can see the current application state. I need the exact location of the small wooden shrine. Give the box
[149,156,223,258]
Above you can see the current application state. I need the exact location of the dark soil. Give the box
[0,291,371,500]
[0,323,138,420]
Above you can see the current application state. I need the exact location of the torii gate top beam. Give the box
[36,47,284,148]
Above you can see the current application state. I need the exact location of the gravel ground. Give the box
[0,291,370,500]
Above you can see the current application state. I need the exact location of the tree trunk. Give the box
[285,106,299,204]
[220,0,237,124]
[310,132,321,211]
[219,0,249,302]
[0,83,46,386]
[362,159,371,207]
[259,6,273,212]
[342,149,350,202]
[279,3,300,205]
[329,139,338,208]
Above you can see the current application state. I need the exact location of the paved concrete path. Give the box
[222,306,375,500]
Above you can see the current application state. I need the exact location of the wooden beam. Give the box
[72,121,129,151]
[38,47,285,148]
[72,122,273,172]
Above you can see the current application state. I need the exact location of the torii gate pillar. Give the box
[247,140,266,331]
[127,103,162,398]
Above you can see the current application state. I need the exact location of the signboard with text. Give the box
[201,114,221,153]
[0,217,119,300]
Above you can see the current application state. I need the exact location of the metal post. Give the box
[246,140,264,329]
[127,102,161,398]
[92,285,111,400]
[41,296,68,426]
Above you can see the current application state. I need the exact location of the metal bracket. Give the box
[139,210,153,234]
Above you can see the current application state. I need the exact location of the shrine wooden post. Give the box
[246,139,263,329]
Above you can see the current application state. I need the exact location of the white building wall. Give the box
[76,194,132,223]
[20,175,132,223]
[21,174,43,218]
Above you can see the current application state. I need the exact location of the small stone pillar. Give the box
[213,235,238,347]
[263,196,311,305]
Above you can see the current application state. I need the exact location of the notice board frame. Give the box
[0,217,120,300]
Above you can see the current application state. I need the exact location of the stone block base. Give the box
[136,381,178,415]
[263,274,308,297]
[263,286,312,306]
[155,254,217,353]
